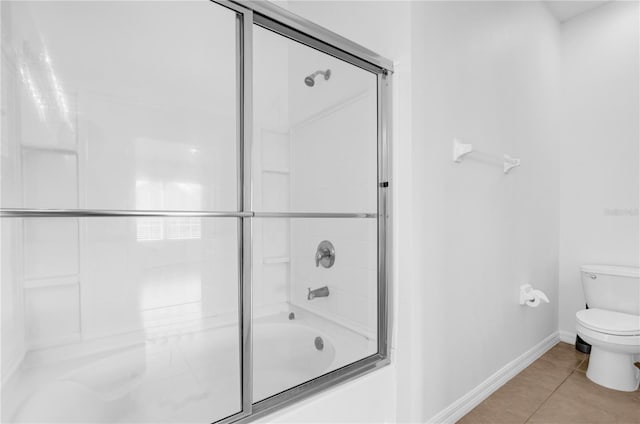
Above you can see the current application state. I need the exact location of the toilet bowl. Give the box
[576,308,640,391]
[576,265,640,392]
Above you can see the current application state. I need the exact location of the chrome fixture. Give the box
[304,69,331,87]
[315,240,335,268]
[307,286,330,300]
[314,336,324,351]
[0,209,376,219]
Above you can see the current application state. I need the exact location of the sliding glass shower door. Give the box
[1,1,392,422]
[1,1,244,422]
[252,24,379,402]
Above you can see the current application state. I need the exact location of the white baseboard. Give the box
[559,330,576,344]
[427,331,560,424]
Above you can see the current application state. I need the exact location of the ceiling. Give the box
[544,1,611,22]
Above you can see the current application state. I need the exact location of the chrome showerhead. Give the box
[304,69,331,87]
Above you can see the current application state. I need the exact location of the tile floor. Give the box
[458,342,640,423]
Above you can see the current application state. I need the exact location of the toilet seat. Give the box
[576,309,640,336]
[576,309,640,392]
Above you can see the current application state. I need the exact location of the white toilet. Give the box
[576,264,640,392]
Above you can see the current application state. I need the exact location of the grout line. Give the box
[523,367,580,423]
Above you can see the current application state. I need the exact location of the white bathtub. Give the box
[253,321,337,401]
[8,314,339,423]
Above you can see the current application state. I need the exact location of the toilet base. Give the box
[586,347,640,392]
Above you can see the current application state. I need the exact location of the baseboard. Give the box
[559,330,576,344]
[427,331,560,424]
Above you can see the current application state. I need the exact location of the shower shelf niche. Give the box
[262,167,290,174]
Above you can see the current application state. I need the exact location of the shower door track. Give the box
[0,209,376,219]
[0,1,393,422]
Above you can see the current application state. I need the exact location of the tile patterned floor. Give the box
[458,342,640,423]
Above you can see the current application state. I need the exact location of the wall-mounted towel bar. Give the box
[452,139,474,163]
[452,138,521,174]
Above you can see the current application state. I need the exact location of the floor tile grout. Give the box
[523,359,585,424]
[458,345,621,424]
[523,371,574,423]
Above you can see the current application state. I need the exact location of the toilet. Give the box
[576,265,640,392]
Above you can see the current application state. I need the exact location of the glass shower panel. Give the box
[252,23,380,403]
[252,26,378,214]
[1,217,241,423]
[2,1,244,422]
[252,217,378,402]
[0,1,238,211]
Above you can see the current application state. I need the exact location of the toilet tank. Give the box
[581,265,640,315]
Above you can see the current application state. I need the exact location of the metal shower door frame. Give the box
[214,0,395,422]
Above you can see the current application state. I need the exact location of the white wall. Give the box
[262,2,564,423]
[558,1,640,339]
[256,365,396,424]
[411,2,561,421]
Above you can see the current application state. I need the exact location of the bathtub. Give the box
[9,314,339,423]
[253,321,337,401]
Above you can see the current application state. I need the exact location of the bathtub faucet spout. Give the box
[307,286,330,300]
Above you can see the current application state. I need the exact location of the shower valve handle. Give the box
[315,240,335,268]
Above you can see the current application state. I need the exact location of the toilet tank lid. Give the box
[581,265,640,278]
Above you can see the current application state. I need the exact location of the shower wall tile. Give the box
[80,218,239,339]
[289,218,377,336]
[261,173,290,211]
[1,220,26,382]
[22,150,78,209]
[262,130,290,172]
[261,263,290,306]
[251,122,291,311]
[80,95,237,212]
[25,284,80,346]
[287,77,378,336]
[23,219,79,279]
[290,93,376,214]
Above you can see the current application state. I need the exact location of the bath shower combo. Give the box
[0,1,393,423]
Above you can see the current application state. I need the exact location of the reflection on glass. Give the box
[252,218,378,402]
[135,181,203,241]
[253,26,378,214]
[1,218,240,423]
[1,1,238,211]
[1,1,243,419]
[251,23,379,403]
